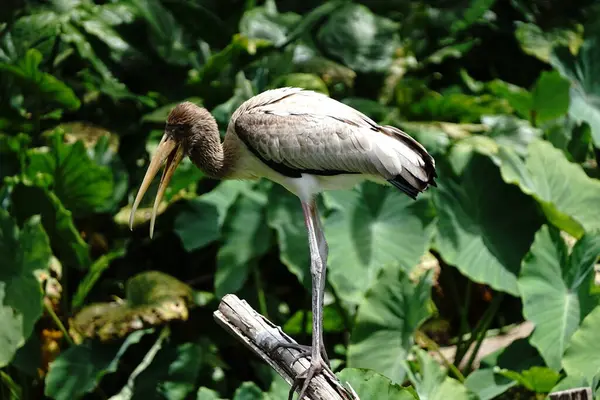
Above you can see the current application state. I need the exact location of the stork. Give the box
[130,87,436,399]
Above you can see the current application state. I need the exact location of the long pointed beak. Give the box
[129,134,184,238]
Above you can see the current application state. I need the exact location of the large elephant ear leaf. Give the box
[518,226,600,371]
[0,210,52,367]
[498,139,600,237]
[550,35,600,148]
[435,154,544,296]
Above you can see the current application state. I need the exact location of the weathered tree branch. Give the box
[214,294,358,400]
[549,387,593,400]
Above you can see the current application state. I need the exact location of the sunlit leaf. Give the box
[551,36,600,148]
[435,154,543,296]
[499,139,600,237]
[464,369,516,400]
[45,330,149,400]
[519,226,600,371]
[272,73,329,95]
[324,182,435,305]
[71,271,193,342]
[515,22,583,63]
[347,268,432,383]
[563,305,600,384]
[0,211,51,367]
[336,368,417,400]
[497,366,561,393]
[406,349,475,400]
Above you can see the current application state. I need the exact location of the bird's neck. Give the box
[188,129,236,180]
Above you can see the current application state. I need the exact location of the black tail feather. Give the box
[387,176,420,200]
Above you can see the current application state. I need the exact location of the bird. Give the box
[129,87,436,400]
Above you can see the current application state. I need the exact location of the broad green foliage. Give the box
[518,226,599,371]
[499,139,600,237]
[406,349,474,400]
[3,0,600,399]
[347,268,432,383]
[215,188,272,298]
[551,35,600,148]
[324,182,435,305]
[0,49,80,111]
[435,155,543,296]
[26,132,114,217]
[336,368,417,399]
[562,306,600,384]
[45,330,150,400]
[0,211,51,367]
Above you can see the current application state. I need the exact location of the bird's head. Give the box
[129,102,216,238]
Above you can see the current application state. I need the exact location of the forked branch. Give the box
[213,294,358,400]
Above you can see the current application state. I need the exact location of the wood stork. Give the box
[130,87,436,399]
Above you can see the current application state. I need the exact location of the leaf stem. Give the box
[44,300,73,346]
[415,330,466,382]
[252,264,268,319]
[462,293,504,373]
[454,280,472,365]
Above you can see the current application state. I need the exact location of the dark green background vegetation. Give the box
[2,0,600,399]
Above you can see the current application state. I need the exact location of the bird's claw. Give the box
[271,342,331,367]
[287,354,330,400]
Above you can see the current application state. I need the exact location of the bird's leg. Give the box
[274,200,330,365]
[287,199,330,400]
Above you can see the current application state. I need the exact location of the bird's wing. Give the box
[231,88,436,192]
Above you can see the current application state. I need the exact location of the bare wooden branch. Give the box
[549,387,593,400]
[214,294,358,400]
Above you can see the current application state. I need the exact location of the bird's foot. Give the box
[271,342,330,367]
[288,353,330,400]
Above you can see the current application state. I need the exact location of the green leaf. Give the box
[215,192,272,298]
[71,247,126,309]
[316,3,400,73]
[266,184,310,288]
[519,226,599,371]
[129,338,206,400]
[175,180,253,252]
[336,368,417,400]
[531,71,571,124]
[563,306,600,384]
[239,1,300,46]
[232,382,267,400]
[435,154,543,296]
[324,182,435,306]
[71,271,193,342]
[10,181,90,269]
[0,211,51,367]
[45,330,149,400]
[406,349,475,400]
[26,132,113,217]
[0,48,80,110]
[272,73,329,95]
[451,0,497,33]
[196,387,221,400]
[498,366,561,393]
[551,36,600,148]
[464,369,516,400]
[515,22,583,64]
[498,139,600,237]
[347,267,432,383]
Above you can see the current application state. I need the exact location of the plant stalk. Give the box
[44,300,74,346]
